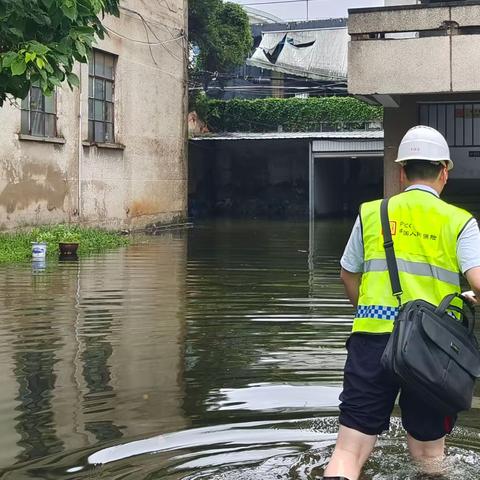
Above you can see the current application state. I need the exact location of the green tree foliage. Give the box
[189,0,252,75]
[0,0,120,105]
[195,95,384,133]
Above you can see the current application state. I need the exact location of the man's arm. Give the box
[340,215,364,307]
[457,219,480,305]
[340,268,362,308]
[464,267,480,305]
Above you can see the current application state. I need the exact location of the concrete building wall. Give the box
[349,3,480,96]
[383,98,418,196]
[349,37,451,95]
[0,0,187,231]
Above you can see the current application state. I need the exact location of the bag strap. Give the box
[380,198,403,306]
[435,292,476,334]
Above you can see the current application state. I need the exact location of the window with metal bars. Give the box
[21,85,57,137]
[418,102,480,147]
[88,50,116,143]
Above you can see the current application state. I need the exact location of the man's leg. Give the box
[400,389,455,476]
[327,333,398,480]
[407,434,445,475]
[323,425,377,480]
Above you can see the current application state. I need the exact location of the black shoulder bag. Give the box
[379,198,480,415]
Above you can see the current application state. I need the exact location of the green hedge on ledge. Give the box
[195,96,383,133]
[0,225,129,263]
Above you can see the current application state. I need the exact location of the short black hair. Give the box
[403,160,444,181]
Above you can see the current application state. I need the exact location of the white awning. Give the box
[191,130,384,141]
[247,27,348,81]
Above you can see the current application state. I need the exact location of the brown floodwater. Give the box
[0,220,479,480]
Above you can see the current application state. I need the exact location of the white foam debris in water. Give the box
[66,466,84,473]
[210,384,341,411]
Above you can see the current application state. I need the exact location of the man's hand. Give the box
[462,290,478,305]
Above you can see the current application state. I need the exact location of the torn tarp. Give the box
[247,27,348,81]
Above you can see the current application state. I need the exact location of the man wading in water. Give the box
[323,126,480,480]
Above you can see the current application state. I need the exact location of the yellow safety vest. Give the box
[353,188,472,334]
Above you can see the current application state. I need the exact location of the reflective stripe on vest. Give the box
[364,258,460,287]
[352,189,472,334]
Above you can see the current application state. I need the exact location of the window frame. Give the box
[88,49,116,144]
[21,85,57,138]
[418,101,480,148]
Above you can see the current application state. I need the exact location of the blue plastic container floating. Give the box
[31,242,47,260]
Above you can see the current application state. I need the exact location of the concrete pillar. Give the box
[383,96,418,196]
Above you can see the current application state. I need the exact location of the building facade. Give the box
[348,0,480,205]
[0,0,188,231]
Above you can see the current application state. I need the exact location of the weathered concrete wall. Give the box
[349,4,444,35]
[0,87,79,230]
[348,3,480,96]
[349,37,451,95]
[0,0,187,231]
[383,97,418,196]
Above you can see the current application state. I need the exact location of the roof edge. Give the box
[349,1,480,15]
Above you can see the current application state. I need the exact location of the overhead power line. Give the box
[115,5,187,64]
[190,69,347,88]
[105,26,184,46]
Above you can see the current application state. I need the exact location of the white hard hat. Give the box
[395,125,453,170]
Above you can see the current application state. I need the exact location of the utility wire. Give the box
[188,85,347,96]
[218,83,345,90]
[141,9,158,67]
[189,80,347,92]
[199,89,345,96]
[190,69,347,88]
[120,6,182,34]
[188,88,347,96]
[104,26,184,46]
[139,12,185,63]
[116,5,186,63]
[153,0,178,15]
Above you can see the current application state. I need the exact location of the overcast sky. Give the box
[233,0,384,23]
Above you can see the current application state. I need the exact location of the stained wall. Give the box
[0,0,187,231]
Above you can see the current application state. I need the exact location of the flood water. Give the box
[0,219,480,479]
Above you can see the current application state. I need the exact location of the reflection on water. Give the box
[0,220,479,479]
